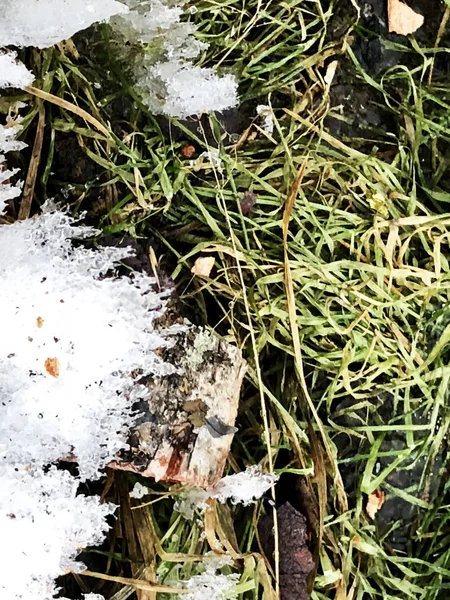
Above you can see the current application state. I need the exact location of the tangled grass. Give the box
[3,0,450,599]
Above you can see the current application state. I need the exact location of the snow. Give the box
[0,52,34,89]
[174,466,278,519]
[145,62,238,118]
[0,204,176,479]
[184,559,239,600]
[192,148,224,175]
[0,466,116,600]
[256,105,274,135]
[0,204,181,597]
[213,466,278,505]
[174,488,210,520]
[110,0,238,117]
[0,122,27,214]
[129,482,149,499]
[0,1,237,117]
[0,0,128,48]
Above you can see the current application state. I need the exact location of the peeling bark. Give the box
[111,327,246,488]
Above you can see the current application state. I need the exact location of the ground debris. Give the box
[259,502,314,600]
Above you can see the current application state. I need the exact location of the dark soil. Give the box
[326,0,449,142]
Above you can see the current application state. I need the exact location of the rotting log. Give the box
[110,327,246,488]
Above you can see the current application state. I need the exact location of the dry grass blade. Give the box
[26,85,112,140]
[18,99,45,220]
[80,570,190,594]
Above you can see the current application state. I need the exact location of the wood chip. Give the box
[366,489,385,519]
[388,0,424,35]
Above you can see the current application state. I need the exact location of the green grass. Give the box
[4,0,450,598]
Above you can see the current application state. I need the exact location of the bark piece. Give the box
[366,489,385,519]
[111,328,246,488]
[259,502,314,600]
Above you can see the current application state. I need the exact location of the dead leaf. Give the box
[180,144,196,159]
[191,256,215,277]
[324,60,338,89]
[366,489,385,519]
[388,0,424,35]
[44,357,60,378]
[240,191,257,215]
[36,316,44,328]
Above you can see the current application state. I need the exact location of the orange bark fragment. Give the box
[45,357,60,378]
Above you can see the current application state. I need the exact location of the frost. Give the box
[0,466,116,600]
[130,482,149,499]
[256,105,274,135]
[0,52,34,89]
[191,149,224,175]
[213,466,278,505]
[0,0,128,49]
[0,122,27,214]
[174,488,209,520]
[175,466,278,519]
[0,204,176,479]
[185,328,218,370]
[184,562,239,600]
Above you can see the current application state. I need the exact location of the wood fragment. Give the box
[111,328,246,488]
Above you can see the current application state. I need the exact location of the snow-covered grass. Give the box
[0,122,27,213]
[0,0,237,117]
[6,0,450,599]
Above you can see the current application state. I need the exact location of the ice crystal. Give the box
[184,563,239,600]
[174,488,209,520]
[213,466,278,505]
[175,466,278,519]
[141,61,237,118]
[129,482,149,499]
